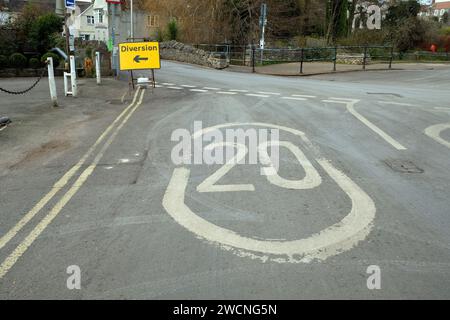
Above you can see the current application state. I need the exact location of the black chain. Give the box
[0,63,49,95]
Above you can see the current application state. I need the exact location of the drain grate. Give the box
[384,159,424,173]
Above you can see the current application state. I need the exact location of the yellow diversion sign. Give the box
[119,41,161,71]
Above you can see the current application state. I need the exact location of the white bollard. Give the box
[95,52,101,85]
[70,55,77,97]
[46,57,58,107]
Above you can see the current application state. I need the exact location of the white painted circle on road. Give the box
[163,123,376,263]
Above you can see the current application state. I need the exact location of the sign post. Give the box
[119,42,161,88]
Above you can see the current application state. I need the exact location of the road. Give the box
[0,61,450,299]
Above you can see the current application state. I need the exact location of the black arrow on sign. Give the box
[134,55,149,63]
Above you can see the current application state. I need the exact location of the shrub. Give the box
[29,57,41,69]
[41,52,60,67]
[0,55,8,69]
[167,19,178,41]
[9,53,27,69]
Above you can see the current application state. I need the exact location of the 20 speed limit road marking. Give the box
[163,123,376,264]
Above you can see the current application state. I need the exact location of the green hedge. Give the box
[0,55,8,69]
[29,57,42,69]
[41,52,60,67]
[9,53,27,69]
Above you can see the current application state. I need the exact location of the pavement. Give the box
[0,62,449,299]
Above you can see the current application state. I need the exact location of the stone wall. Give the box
[160,41,229,69]
[336,54,372,65]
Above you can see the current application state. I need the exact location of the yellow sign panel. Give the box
[119,41,161,71]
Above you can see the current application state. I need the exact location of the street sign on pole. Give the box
[65,0,75,10]
[119,42,161,71]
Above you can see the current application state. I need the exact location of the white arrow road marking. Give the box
[424,123,450,149]
[325,99,407,151]
[163,123,376,263]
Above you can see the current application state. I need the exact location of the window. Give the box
[147,15,160,27]
[95,9,104,24]
[87,16,94,25]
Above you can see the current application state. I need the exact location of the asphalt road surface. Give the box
[1,61,450,299]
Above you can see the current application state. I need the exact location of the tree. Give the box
[29,13,63,55]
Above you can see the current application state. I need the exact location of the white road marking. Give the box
[119,158,130,163]
[434,107,450,111]
[155,85,163,88]
[181,85,197,88]
[164,123,376,264]
[378,101,416,107]
[229,89,249,93]
[162,83,176,86]
[257,91,281,95]
[424,123,450,149]
[204,87,221,90]
[168,86,183,90]
[245,93,270,98]
[217,91,238,95]
[282,97,307,101]
[326,99,407,151]
[0,88,143,252]
[0,89,147,279]
[197,143,255,193]
[190,89,209,93]
[292,94,317,98]
[329,97,357,102]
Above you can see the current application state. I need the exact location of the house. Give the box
[433,0,450,19]
[67,0,110,43]
[67,1,95,41]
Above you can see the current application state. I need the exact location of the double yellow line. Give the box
[0,87,146,279]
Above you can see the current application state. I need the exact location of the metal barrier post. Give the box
[70,55,77,97]
[96,52,101,85]
[252,45,256,73]
[300,48,304,74]
[333,47,337,72]
[46,57,58,107]
[389,46,394,69]
[363,46,368,71]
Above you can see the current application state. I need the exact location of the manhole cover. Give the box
[384,159,424,173]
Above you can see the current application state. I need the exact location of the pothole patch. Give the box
[384,159,424,173]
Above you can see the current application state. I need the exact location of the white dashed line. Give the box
[378,101,416,107]
[257,92,281,95]
[229,89,249,93]
[293,94,317,98]
[217,91,238,95]
[282,97,307,101]
[190,89,209,93]
[246,93,270,98]
[204,87,221,90]
[162,83,176,86]
[181,85,197,88]
[168,87,183,90]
